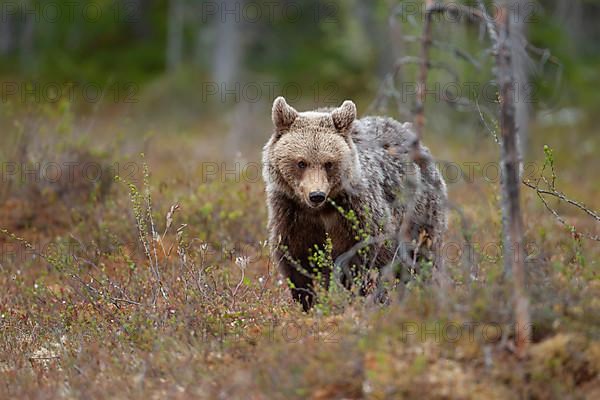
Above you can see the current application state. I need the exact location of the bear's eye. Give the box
[297,160,307,169]
[324,162,333,171]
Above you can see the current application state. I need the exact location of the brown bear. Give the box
[262,97,447,310]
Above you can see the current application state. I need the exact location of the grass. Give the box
[0,102,599,399]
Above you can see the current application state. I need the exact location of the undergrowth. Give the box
[0,106,599,399]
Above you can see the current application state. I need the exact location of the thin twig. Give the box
[401,35,483,70]
[522,180,600,241]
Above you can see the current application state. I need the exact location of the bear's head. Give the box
[266,96,359,209]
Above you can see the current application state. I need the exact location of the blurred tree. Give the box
[0,0,597,115]
[167,0,185,71]
[127,0,154,40]
[18,0,36,71]
[355,0,393,78]
[512,0,533,154]
[0,10,14,55]
[212,0,245,86]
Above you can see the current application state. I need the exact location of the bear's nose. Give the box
[309,191,326,205]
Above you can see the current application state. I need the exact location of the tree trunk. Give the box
[556,0,584,54]
[511,0,531,157]
[212,0,244,87]
[166,0,185,71]
[494,0,531,358]
[0,12,14,55]
[127,0,153,40]
[19,0,36,69]
[356,1,393,79]
[414,0,435,139]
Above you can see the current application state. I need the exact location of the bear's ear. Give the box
[272,96,298,132]
[331,100,356,133]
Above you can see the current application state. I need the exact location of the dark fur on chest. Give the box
[269,192,391,310]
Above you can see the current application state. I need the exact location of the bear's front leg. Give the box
[273,248,315,311]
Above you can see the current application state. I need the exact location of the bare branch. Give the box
[402,35,483,70]
[477,0,499,50]
[522,180,600,241]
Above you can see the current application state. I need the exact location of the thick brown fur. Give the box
[263,97,447,310]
